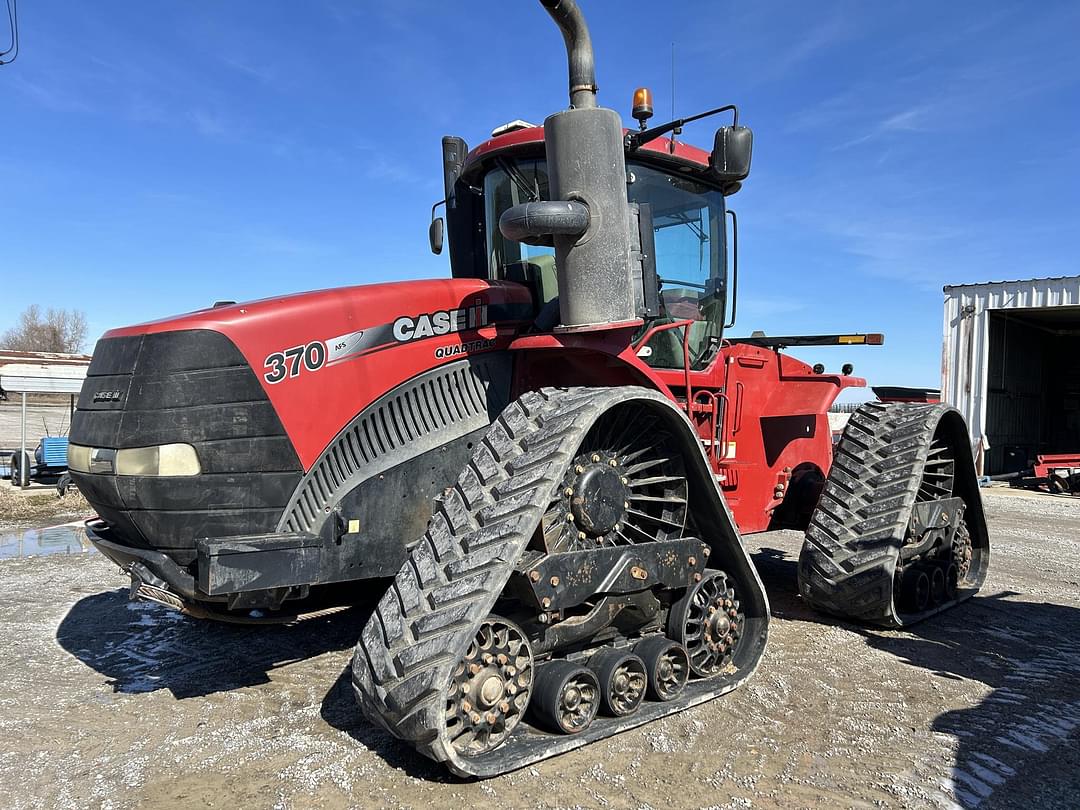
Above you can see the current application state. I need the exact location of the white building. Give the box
[941,275,1080,475]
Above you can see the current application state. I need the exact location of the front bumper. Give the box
[85,517,203,605]
[85,518,322,613]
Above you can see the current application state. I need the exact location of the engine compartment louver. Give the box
[279,355,512,534]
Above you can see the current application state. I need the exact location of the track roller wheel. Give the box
[588,648,647,717]
[531,660,599,734]
[930,565,946,605]
[668,569,743,677]
[634,636,689,701]
[944,563,959,600]
[444,617,534,757]
[901,568,931,613]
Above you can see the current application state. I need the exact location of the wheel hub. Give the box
[540,409,689,553]
[476,670,506,709]
[705,612,732,650]
[569,461,629,536]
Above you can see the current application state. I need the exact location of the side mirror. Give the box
[428,216,444,255]
[710,125,753,184]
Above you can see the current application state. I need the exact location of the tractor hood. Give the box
[86,278,533,470]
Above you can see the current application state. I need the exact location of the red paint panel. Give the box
[649,343,864,533]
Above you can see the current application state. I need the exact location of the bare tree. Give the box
[2,305,89,353]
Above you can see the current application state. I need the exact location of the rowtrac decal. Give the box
[262,300,500,384]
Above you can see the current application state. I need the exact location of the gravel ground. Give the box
[0,489,1076,809]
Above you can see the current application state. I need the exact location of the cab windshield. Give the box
[483,159,726,369]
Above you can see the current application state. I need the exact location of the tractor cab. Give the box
[435,111,746,372]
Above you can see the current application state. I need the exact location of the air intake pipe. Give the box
[499,0,637,330]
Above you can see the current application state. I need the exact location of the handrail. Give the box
[632,319,695,417]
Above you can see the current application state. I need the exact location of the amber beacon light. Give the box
[632,87,654,129]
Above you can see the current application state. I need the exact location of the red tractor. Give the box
[68,0,988,777]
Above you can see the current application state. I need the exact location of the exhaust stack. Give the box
[540,0,597,110]
[500,0,637,330]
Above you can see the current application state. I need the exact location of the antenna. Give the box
[669,42,681,154]
[671,43,675,118]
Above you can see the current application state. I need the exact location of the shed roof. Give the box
[0,351,90,395]
[943,274,1080,292]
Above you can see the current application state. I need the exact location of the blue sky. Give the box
[2,1,1078,396]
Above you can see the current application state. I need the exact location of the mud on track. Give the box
[0,489,1076,808]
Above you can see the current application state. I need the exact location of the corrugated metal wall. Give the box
[941,275,1080,473]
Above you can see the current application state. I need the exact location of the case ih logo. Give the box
[392,300,489,343]
[92,390,123,403]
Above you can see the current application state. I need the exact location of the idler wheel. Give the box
[444,616,533,756]
[952,521,974,583]
[531,660,599,734]
[588,648,647,717]
[667,569,743,677]
[634,636,689,701]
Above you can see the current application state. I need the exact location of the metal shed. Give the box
[941,275,1080,475]
[0,351,90,487]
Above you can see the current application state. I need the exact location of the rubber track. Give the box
[351,386,637,772]
[797,401,983,627]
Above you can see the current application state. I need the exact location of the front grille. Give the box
[70,330,302,564]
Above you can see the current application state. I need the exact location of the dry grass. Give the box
[0,485,92,531]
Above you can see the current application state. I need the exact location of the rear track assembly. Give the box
[798,402,990,627]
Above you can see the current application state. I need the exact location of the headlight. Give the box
[67,443,200,476]
[67,444,91,473]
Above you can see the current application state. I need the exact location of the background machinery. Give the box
[67,0,988,777]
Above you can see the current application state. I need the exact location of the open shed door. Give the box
[986,307,1080,474]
